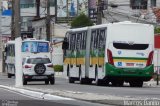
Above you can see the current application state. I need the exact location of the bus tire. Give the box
[69,77,74,83]
[129,81,143,87]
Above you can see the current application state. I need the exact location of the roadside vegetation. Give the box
[155,27,160,34]
[71,13,93,28]
[53,65,63,72]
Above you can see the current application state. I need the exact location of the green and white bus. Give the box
[62,21,154,87]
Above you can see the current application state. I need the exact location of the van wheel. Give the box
[8,73,12,78]
[23,80,27,85]
[45,80,49,85]
[50,77,55,85]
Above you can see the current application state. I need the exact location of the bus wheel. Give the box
[111,81,119,86]
[69,77,74,83]
[129,81,143,87]
[118,81,124,87]
[137,81,143,87]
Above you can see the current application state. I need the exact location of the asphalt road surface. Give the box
[0,87,108,106]
[0,74,160,100]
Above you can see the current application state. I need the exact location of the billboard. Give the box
[57,0,67,17]
[68,0,78,17]
[2,0,12,16]
[78,0,88,15]
[56,0,88,23]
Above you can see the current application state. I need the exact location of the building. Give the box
[1,0,12,43]
[1,0,55,42]
[103,0,160,25]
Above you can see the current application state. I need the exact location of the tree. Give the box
[71,14,93,28]
[155,27,160,34]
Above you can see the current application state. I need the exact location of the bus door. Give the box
[76,32,87,67]
[98,29,106,66]
[90,28,106,78]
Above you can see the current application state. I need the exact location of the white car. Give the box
[22,56,55,85]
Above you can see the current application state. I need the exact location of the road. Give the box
[0,75,109,106]
[0,85,107,106]
[0,73,160,101]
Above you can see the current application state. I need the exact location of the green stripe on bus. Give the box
[113,57,147,60]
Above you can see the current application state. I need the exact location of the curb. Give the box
[0,85,73,101]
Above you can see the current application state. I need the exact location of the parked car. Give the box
[22,56,55,85]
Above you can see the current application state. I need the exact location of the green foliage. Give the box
[53,65,63,72]
[71,14,93,28]
[154,27,160,34]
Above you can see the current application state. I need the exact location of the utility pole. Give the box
[97,0,107,24]
[46,0,50,41]
[14,0,21,38]
[36,0,40,18]
[97,0,102,24]
[11,0,15,40]
[0,0,2,61]
[14,0,23,87]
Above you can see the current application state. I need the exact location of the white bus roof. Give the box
[67,27,88,32]
[108,21,153,27]
[23,38,49,42]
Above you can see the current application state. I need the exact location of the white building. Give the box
[32,17,69,40]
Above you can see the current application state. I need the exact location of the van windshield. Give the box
[113,43,149,50]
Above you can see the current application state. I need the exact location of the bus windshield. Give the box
[21,41,49,53]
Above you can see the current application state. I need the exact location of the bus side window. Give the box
[82,32,87,50]
[76,33,82,50]
[98,29,106,49]
[70,33,76,51]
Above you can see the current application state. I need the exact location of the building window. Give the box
[151,0,156,7]
[130,0,147,9]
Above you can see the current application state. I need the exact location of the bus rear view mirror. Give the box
[5,47,7,52]
[62,37,69,50]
